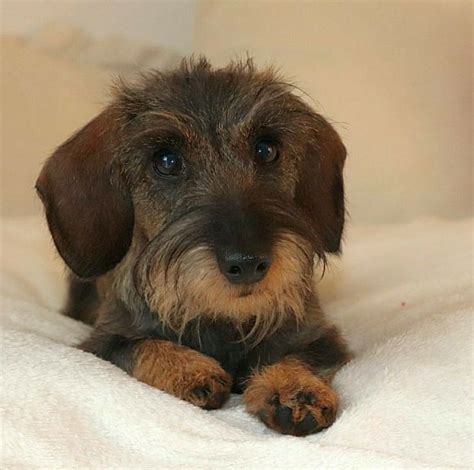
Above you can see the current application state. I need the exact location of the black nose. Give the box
[218,252,272,285]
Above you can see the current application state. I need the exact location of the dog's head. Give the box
[37,59,346,337]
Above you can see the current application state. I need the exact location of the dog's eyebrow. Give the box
[130,110,195,143]
[141,110,193,127]
[235,83,312,135]
[239,103,309,140]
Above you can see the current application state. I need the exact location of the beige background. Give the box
[1,0,197,55]
[1,0,472,224]
[194,1,473,224]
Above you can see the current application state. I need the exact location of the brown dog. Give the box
[36,58,350,436]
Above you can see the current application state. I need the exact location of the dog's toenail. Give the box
[193,387,210,399]
[296,392,316,405]
[268,394,280,406]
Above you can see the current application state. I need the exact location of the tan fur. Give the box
[138,232,313,345]
[133,339,232,409]
[244,357,338,436]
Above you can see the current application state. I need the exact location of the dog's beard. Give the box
[134,206,322,345]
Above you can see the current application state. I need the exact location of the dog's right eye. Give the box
[255,141,279,165]
[152,150,184,178]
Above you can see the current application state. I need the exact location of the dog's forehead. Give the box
[157,72,289,133]
[118,60,302,139]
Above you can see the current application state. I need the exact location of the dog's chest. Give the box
[176,320,293,393]
[179,321,249,379]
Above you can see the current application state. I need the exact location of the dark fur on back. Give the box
[37,58,350,435]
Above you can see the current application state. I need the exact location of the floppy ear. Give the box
[36,109,134,278]
[295,114,346,253]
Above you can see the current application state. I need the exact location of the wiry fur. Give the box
[36,58,351,436]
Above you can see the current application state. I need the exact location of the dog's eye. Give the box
[255,141,278,164]
[152,150,183,177]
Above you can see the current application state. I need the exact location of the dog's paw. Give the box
[165,350,233,409]
[184,367,232,410]
[133,340,232,410]
[244,358,338,436]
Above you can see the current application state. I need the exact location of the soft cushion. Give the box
[2,216,472,467]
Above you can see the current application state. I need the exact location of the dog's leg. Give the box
[244,327,350,436]
[81,332,232,409]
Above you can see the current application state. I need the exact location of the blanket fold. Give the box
[1,216,472,469]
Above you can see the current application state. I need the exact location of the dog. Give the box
[36,58,350,437]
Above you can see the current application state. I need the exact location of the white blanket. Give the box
[1,216,473,469]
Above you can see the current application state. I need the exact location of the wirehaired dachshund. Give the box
[36,58,350,436]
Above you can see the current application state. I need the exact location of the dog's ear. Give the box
[295,114,346,253]
[36,109,134,278]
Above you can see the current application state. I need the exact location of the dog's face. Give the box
[37,59,346,337]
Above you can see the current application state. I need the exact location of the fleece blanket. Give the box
[1,216,473,469]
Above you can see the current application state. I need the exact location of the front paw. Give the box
[244,358,338,436]
[133,340,232,410]
[182,366,232,410]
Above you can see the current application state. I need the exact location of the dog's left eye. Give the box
[255,141,279,164]
[152,150,184,178]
